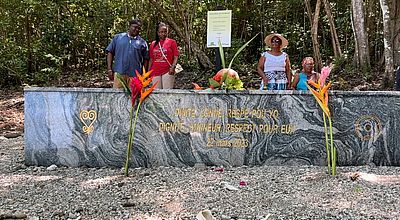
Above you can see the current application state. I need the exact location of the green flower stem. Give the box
[323,113,331,175]
[124,101,142,176]
[328,117,336,176]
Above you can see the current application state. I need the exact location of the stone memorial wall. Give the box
[24,88,400,167]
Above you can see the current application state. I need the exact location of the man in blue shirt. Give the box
[106,19,149,88]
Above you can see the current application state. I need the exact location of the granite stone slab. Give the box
[24,87,400,167]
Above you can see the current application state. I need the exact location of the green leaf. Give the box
[218,40,225,69]
[225,76,233,84]
[115,73,131,95]
[228,32,260,69]
[209,78,221,88]
[221,71,228,82]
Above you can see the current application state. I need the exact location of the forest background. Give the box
[1,0,399,91]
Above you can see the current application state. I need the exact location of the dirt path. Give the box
[0,89,24,138]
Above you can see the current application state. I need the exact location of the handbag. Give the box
[174,63,183,73]
[158,42,183,74]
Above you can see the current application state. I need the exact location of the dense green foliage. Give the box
[0,0,387,89]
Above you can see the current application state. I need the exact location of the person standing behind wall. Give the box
[106,19,149,88]
[257,33,292,90]
[291,57,320,90]
[148,22,179,89]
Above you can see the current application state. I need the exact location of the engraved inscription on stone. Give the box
[159,107,295,148]
[354,115,382,141]
[24,88,400,167]
[79,110,97,134]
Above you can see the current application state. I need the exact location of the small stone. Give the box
[47,164,58,171]
[221,215,230,220]
[264,214,275,220]
[14,212,27,219]
[122,202,136,207]
[210,208,218,214]
[196,209,215,220]
[221,182,239,191]
[4,132,21,138]
[53,211,64,216]
[13,164,26,171]
[194,163,206,169]
[68,212,78,219]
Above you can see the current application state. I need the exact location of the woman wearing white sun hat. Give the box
[257,33,292,90]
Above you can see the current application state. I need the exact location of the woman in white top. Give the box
[257,33,292,90]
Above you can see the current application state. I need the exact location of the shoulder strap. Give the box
[158,42,172,67]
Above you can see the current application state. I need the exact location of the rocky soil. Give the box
[1,86,400,219]
[0,90,24,138]
[1,135,400,219]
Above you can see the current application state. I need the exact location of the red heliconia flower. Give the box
[129,77,142,105]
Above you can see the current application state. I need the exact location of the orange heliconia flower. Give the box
[192,83,203,90]
[134,68,158,104]
[306,79,331,117]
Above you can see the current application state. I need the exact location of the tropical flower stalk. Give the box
[116,68,158,176]
[306,78,336,176]
[193,33,259,90]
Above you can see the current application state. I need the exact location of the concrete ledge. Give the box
[24,87,400,167]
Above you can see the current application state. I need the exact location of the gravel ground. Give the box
[1,136,400,220]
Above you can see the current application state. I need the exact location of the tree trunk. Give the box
[172,0,191,58]
[351,0,370,69]
[380,0,394,87]
[25,9,33,74]
[322,0,342,58]
[148,0,213,69]
[392,0,400,68]
[305,0,323,72]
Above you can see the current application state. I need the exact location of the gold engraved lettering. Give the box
[227,109,235,118]
[206,137,214,147]
[280,124,295,134]
[189,123,222,132]
[79,110,97,135]
[227,109,246,118]
[207,137,230,147]
[207,137,249,148]
[159,122,184,132]
[258,123,280,134]
[230,138,249,148]
[226,108,281,119]
[251,109,267,118]
[200,108,223,118]
[175,108,196,118]
[268,109,279,119]
[225,123,254,133]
